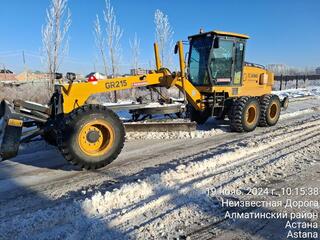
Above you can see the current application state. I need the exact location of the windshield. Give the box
[188,36,213,86]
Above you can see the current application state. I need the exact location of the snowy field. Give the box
[0,88,320,239]
[273,85,320,99]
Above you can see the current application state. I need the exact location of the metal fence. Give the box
[274,75,320,90]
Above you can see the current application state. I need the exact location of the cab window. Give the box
[234,42,244,85]
[209,39,234,84]
[188,36,212,86]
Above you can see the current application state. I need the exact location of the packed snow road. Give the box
[0,95,320,239]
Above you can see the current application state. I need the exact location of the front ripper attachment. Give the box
[0,100,23,160]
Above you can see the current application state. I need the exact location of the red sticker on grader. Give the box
[132,81,148,87]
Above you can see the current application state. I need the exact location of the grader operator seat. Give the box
[187,30,248,87]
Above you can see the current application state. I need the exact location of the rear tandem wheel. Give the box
[229,97,261,132]
[259,94,281,127]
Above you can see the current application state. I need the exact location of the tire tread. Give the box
[57,104,125,170]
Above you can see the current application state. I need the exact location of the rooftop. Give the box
[189,30,249,39]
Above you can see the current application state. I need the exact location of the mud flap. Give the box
[0,100,23,161]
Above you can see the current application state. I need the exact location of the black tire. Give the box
[58,104,125,170]
[282,96,289,110]
[229,97,261,132]
[187,104,210,125]
[259,94,281,127]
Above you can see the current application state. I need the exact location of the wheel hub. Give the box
[86,130,100,143]
[246,106,256,124]
[78,120,115,157]
[269,103,277,119]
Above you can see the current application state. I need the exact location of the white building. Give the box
[85,72,106,80]
[130,68,148,76]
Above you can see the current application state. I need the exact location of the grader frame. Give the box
[0,30,287,169]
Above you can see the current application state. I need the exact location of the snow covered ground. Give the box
[273,85,320,99]
[0,88,320,239]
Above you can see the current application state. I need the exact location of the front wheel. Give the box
[58,105,125,170]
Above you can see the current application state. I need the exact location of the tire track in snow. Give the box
[1,114,320,222]
[188,144,320,239]
[130,122,320,239]
[1,115,320,239]
[3,116,318,239]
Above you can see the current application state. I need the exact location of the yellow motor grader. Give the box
[0,30,288,169]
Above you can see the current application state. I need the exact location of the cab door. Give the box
[233,41,245,85]
[209,37,245,86]
[209,38,234,84]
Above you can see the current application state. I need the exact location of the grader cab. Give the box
[0,30,288,169]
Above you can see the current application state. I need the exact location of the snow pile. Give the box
[280,108,320,120]
[125,127,226,140]
[140,102,183,108]
[273,86,320,99]
[82,180,154,217]
[83,141,264,214]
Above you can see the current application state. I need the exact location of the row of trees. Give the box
[41,0,175,101]
[266,64,316,76]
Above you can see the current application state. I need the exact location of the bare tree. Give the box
[267,64,316,76]
[154,9,175,99]
[42,0,71,93]
[103,0,123,102]
[129,33,140,98]
[94,15,108,77]
[129,33,140,72]
[266,64,289,75]
[154,9,174,68]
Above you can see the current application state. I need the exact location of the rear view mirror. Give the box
[174,43,179,54]
[213,37,220,48]
[54,73,63,80]
[66,72,76,82]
